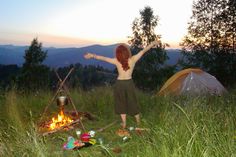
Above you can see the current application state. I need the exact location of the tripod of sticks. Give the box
[40,67,86,133]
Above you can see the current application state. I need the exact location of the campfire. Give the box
[47,96,73,130]
[49,109,73,130]
[39,68,87,136]
[39,95,79,135]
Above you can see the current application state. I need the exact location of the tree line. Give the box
[1,0,236,92]
[0,39,115,92]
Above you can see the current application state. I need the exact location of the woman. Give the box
[84,41,159,131]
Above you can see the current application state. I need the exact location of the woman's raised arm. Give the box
[84,53,116,65]
[132,40,159,63]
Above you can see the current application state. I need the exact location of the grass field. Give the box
[0,87,235,157]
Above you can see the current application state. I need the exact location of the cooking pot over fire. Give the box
[57,96,68,107]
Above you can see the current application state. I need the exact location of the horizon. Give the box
[0,0,193,49]
[0,43,181,50]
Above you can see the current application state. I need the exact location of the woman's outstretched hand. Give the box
[151,39,160,47]
[84,53,95,59]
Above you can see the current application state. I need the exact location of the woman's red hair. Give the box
[115,44,131,71]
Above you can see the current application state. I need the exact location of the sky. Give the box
[0,0,193,49]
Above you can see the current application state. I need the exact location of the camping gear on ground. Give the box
[128,126,134,131]
[122,136,130,142]
[158,68,227,96]
[63,136,85,150]
[80,133,91,142]
[63,130,97,151]
[76,130,82,137]
[88,130,96,137]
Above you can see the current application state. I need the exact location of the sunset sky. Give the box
[0,0,193,49]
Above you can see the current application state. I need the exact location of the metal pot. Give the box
[57,96,68,107]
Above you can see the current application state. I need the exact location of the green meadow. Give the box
[0,87,235,157]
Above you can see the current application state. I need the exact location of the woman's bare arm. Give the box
[132,40,159,63]
[84,53,116,65]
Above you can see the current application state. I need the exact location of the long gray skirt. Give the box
[113,79,140,116]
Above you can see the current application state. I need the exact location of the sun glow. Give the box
[0,0,194,48]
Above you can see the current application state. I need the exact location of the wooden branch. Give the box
[97,120,118,132]
[54,69,86,132]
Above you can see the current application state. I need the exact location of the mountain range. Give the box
[0,44,182,69]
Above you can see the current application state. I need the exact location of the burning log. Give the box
[39,107,84,135]
[38,109,97,135]
[49,110,73,130]
[42,119,81,136]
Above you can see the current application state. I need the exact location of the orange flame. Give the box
[49,110,73,130]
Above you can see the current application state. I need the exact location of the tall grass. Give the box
[0,87,235,156]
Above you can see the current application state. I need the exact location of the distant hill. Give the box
[0,45,26,65]
[165,49,182,65]
[0,44,182,69]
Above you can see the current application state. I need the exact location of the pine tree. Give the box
[18,38,50,91]
[128,6,174,90]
